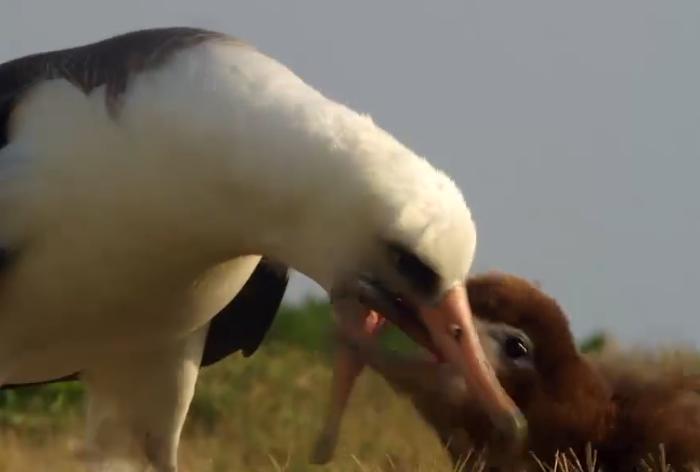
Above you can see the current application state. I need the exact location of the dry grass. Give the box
[0,341,697,471]
[0,345,453,472]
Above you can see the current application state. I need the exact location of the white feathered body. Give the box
[0,38,471,384]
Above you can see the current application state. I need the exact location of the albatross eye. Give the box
[503,335,530,360]
[385,242,439,297]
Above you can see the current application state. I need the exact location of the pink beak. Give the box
[417,284,525,438]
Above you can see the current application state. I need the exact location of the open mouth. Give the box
[349,277,443,360]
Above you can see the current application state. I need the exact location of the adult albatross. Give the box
[0,27,523,470]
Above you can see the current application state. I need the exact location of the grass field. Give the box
[0,301,680,471]
[0,301,456,471]
[0,346,457,471]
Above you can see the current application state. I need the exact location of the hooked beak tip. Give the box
[417,284,527,447]
[493,410,528,452]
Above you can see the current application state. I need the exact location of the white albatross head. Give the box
[308,146,525,444]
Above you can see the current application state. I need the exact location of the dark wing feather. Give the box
[0,248,10,268]
[1,373,79,389]
[201,257,289,365]
[1,27,232,148]
[0,258,289,389]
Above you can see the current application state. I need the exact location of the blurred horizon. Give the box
[3,1,699,346]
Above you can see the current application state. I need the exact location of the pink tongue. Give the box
[339,309,384,339]
[361,311,385,334]
[310,310,384,464]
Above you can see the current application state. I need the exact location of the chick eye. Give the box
[503,335,530,360]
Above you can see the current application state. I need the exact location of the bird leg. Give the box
[81,329,206,472]
[310,302,385,464]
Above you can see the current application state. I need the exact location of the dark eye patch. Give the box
[386,242,439,297]
[0,248,12,271]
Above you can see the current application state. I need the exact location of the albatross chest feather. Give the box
[0,244,261,384]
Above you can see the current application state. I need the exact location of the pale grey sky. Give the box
[3,1,699,346]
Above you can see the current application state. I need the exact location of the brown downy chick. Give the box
[346,273,700,470]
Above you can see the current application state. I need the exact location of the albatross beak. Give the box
[417,284,527,447]
[314,278,526,464]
